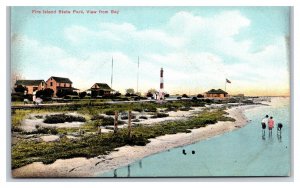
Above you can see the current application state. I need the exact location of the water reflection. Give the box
[139,160,143,169]
[127,165,131,177]
[277,134,282,142]
[113,169,117,177]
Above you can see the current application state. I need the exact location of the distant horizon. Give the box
[11,7,290,96]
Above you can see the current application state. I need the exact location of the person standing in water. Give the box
[268,116,275,136]
[261,115,268,137]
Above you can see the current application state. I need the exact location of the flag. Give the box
[226,78,231,83]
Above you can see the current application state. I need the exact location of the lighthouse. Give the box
[158,68,164,101]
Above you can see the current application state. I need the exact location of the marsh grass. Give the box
[12,108,234,169]
[150,113,169,118]
[43,114,86,124]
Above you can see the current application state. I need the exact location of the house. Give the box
[46,76,78,96]
[14,80,46,94]
[205,89,228,98]
[90,83,114,97]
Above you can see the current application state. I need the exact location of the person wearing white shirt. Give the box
[261,115,269,137]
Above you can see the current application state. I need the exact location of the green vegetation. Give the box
[139,116,148,120]
[43,114,86,124]
[150,112,169,118]
[12,108,235,169]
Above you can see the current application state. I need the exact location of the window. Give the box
[50,82,53,86]
[64,83,66,87]
[33,87,38,91]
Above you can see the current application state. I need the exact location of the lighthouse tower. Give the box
[158,68,164,101]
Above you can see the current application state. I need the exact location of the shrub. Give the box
[132,108,143,112]
[197,94,204,98]
[151,113,169,118]
[144,107,157,112]
[182,94,189,98]
[91,114,105,120]
[12,126,23,133]
[101,117,115,126]
[121,114,136,120]
[79,92,87,99]
[56,90,75,98]
[14,85,27,93]
[105,110,115,115]
[36,127,58,135]
[11,93,24,102]
[36,88,54,99]
[179,107,193,111]
[44,114,86,124]
[139,116,148,120]
[146,92,153,98]
[114,92,121,97]
[64,95,80,100]
[35,115,43,119]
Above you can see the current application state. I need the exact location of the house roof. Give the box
[206,89,228,94]
[92,83,114,91]
[50,76,72,83]
[15,80,45,86]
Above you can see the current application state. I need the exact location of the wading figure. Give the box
[268,116,275,137]
[261,115,268,138]
[277,123,283,136]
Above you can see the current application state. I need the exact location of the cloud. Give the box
[12,10,289,96]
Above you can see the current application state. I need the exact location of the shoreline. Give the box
[12,104,259,178]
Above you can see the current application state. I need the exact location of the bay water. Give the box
[99,97,290,177]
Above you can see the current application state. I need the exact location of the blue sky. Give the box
[11,6,290,96]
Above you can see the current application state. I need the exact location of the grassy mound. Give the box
[150,113,169,118]
[43,114,86,124]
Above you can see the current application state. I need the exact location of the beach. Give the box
[12,104,257,178]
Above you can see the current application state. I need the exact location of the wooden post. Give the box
[128,110,132,138]
[97,126,101,135]
[114,111,118,133]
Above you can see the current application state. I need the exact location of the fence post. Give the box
[114,111,118,133]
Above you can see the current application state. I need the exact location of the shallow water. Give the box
[99,97,290,177]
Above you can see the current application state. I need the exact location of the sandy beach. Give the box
[12,105,257,178]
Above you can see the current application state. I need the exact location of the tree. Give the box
[146,89,157,98]
[165,93,170,98]
[79,92,87,99]
[146,92,153,98]
[36,89,54,98]
[182,94,189,98]
[125,88,135,95]
[56,89,74,98]
[14,85,27,93]
[114,91,121,97]
[135,92,141,96]
[43,88,54,98]
[197,94,204,98]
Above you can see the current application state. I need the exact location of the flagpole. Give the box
[225,79,226,92]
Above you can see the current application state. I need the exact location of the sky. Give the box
[11,6,290,96]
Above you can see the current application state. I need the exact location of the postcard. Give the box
[10,6,291,178]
